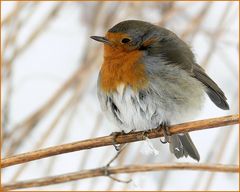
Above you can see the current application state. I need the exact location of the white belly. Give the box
[98,69,205,133]
[101,84,203,134]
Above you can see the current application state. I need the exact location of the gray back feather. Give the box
[143,25,229,110]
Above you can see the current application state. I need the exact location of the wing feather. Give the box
[193,64,229,110]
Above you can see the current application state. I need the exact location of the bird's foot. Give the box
[158,122,170,144]
[110,131,125,151]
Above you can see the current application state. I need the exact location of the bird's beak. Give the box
[90,36,112,45]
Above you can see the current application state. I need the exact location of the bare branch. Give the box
[1,115,238,168]
[4,3,64,156]
[103,144,132,184]
[2,163,238,190]
[201,2,233,68]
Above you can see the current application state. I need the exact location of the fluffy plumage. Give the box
[94,20,229,161]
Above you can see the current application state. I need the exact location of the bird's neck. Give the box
[99,45,148,93]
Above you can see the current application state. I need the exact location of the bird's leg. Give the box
[159,121,170,144]
[110,130,127,151]
[141,130,148,140]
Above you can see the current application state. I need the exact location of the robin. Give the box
[91,20,229,161]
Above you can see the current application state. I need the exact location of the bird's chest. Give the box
[99,84,161,133]
[99,48,148,93]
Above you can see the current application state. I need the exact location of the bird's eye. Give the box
[121,38,131,44]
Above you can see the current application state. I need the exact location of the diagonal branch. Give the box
[1,115,239,168]
[2,163,238,190]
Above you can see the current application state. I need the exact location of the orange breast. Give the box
[100,45,148,93]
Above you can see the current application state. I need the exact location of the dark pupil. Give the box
[121,38,130,43]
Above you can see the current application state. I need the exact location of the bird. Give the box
[91,20,229,161]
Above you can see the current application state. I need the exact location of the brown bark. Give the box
[3,163,238,190]
[1,114,239,168]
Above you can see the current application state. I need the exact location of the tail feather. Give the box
[169,133,200,161]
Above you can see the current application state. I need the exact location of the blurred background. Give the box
[1,1,239,190]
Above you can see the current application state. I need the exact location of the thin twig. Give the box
[1,2,24,26]
[191,125,224,190]
[4,3,63,77]
[204,95,238,190]
[122,144,144,190]
[71,113,103,190]
[158,4,185,26]
[107,144,129,190]
[2,163,238,190]
[181,2,212,40]
[44,92,83,176]
[1,115,239,168]
[107,175,132,184]
[204,126,234,190]
[103,144,132,184]
[201,2,232,68]
[5,43,100,157]
[2,2,29,137]
[229,138,238,165]
[5,3,64,156]
[10,82,84,181]
[106,144,127,167]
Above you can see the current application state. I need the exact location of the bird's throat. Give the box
[100,46,148,93]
